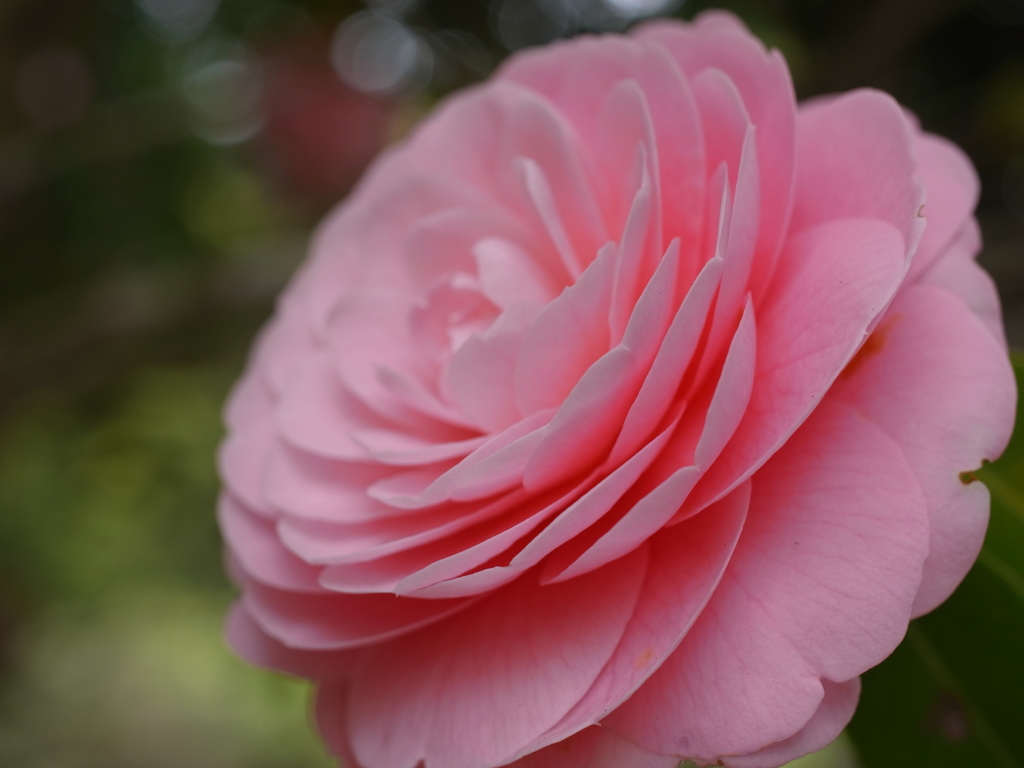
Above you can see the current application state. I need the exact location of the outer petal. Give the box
[226,603,356,681]
[316,685,366,768]
[724,679,861,768]
[790,89,924,260]
[219,494,323,592]
[831,282,1016,615]
[239,572,475,651]
[906,133,979,282]
[316,709,679,768]
[346,551,649,768]
[605,399,929,760]
[218,418,277,516]
[276,353,378,461]
[512,727,678,768]
[918,218,1006,346]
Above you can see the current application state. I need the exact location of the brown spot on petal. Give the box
[840,314,900,379]
[635,647,656,670]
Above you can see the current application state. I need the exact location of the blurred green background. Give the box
[0,0,1021,766]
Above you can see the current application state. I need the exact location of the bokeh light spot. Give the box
[330,11,432,95]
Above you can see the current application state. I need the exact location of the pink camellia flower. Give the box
[219,11,1016,768]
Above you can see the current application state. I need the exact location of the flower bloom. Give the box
[219,12,1015,768]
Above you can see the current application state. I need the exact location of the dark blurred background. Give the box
[0,0,1020,765]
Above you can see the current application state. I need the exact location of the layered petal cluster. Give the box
[219,12,1015,768]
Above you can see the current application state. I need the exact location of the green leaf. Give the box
[848,353,1024,767]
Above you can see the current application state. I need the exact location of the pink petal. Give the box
[474,236,558,309]
[409,274,496,364]
[685,217,907,516]
[377,364,480,430]
[505,728,606,768]
[278,491,521,566]
[906,132,979,282]
[609,254,722,465]
[497,88,610,270]
[318,548,444,594]
[276,353,382,461]
[790,89,924,259]
[249,304,319,395]
[637,12,796,293]
[497,35,643,146]
[518,156,586,281]
[316,687,680,768]
[325,289,436,422]
[724,679,860,768]
[500,35,708,272]
[693,296,757,469]
[694,123,759,385]
[523,242,681,491]
[831,282,1015,615]
[607,148,658,346]
[326,289,479,431]
[321,484,580,596]
[263,440,401,523]
[315,685,366,768]
[402,206,530,289]
[429,428,541,502]
[218,418,276,516]
[605,399,929,760]
[384,80,609,281]
[349,428,486,467]
[219,494,323,592]
[691,67,749,191]
[918,218,1006,346]
[224,363,275,431]
[406,414,678,600]
[369,409,553,509]
[593,80,660,259]
[226,603,355,681]
[393,485,585,597]
[522,339,637,490]
[547,302,754,582]
[525,484,748,754]
[516,243,616,415]
[298,173,479,330]
[512,727,679,768]
[239,571,475,651]
[444,303,539,432]
[449,82,611,265]
[346,551,648,768]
